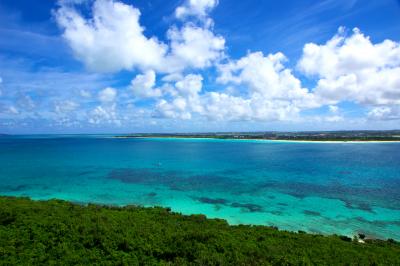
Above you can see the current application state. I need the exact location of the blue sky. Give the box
[0,0,399,134]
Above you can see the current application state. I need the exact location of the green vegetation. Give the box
[1,196,399,265]
[115,130,400,142]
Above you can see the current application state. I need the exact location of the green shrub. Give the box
[0,196,399,265]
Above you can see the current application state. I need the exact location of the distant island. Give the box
[115,130,400,142]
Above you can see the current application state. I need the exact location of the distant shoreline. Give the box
[113,135,400,143]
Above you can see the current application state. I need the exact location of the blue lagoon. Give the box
[1,135,399,240]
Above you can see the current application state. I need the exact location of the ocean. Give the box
[1,135,399,240]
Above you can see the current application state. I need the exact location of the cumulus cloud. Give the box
[40,1,400,127]
[166,0,225,72]
[88,104,121,125]
[368,106,400,120]
[162,73,184,82]
[154,74,203,119]
[174,73,203,97]
[175,0,218,21]
[166,25,225,71]
[201,92,251,121]
[131,70,162,98]
[0,104,18,115]
[209,51,318,121]
[52,100,82,127]
[98,87,117,103]
[8,106,18,114]
[155,98,192,120]
[55,100,79,113]
[55,0,225,75]
[153,53,316,122]
[55,0,167,72]
[218,52,313,102]
[298,27,400,107]
[201,92,306,122]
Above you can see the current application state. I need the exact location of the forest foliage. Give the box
[0,196,399,265]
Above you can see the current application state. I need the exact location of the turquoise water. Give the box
[1,135,400,240]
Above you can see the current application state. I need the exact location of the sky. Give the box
[0,0,399,134]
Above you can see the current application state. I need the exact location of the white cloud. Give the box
[166,25,225,71]
[175,0,218,20]
[155,98,192,120]
[88,104,121,125]
[154,74,203,119]
[298,28,400,107]
[152,49,321,122]
[201,92,251,121]
[51,100,82,127]
[8,106,18,115]
[10,0,399,128]
[55,0,225,75]
[154,56,314,122]
[217,52,315,104]
[201,92,305,122]
[58,0,87,4]
[55,100,79,113]
[98,87,117,103]
[131,70,162,98]
[368,106,400,120]
[167,0,224,72]
[329,105,339,113]
[298,27,400,79]
[162,73,184,82]
[174,73,203,97]
[210,51,318,121]
[55,0,167,72]
[0,105,18,115]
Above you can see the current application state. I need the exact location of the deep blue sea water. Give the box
[1,135,400,240]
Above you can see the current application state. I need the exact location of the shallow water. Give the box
[1,135,400,240]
